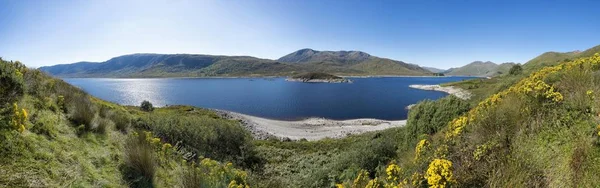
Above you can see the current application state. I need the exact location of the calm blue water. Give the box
[64,77,473,120]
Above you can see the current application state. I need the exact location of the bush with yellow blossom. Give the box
[9,103,28,133]
[425,159,454,188]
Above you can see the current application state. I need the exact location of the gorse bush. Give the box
[8,103,28,133]
[0,58,25,106]
[341,54,600,187]
[181,159,250,188]
[405,95,470,149]
[425,159,454,188]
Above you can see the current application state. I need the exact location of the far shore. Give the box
[215,110,406,141]
[57,75,483,79]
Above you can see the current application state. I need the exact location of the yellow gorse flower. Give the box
[425,159,454,188]
[352,169,370,188]
[10,103,28,133]
[365,177,380,188]
[385,161,402,182]
[442,53,600,141]
[415,139,429,161]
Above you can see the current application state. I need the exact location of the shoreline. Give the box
[57,75,482,79]
[215,110,406,141]
[408,84,471,100]
[285,78,352,83]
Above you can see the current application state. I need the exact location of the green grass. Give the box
[0,59,251,187]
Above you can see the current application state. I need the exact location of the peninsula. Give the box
[285,72,352,83]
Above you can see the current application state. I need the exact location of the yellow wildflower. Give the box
[365,177,380,188]
[425,159,454,188]
[385,161,402,182]
[21,109,28,119]
[415,139,430,161]
[162,143,172,151]
[352,169,370,188]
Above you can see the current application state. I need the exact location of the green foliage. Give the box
[0,58,25,106]
[406,96,470,138]
[67,94,98,133]
[112,110,132,132]
[1,59,253,187]
[135,106,261,168]
[181,159,249,188]
[140,100,154,112]
[508,64,522,75]
[123,131,157,187]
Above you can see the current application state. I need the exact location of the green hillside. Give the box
[445,61,516,77]
[39,50,433,78]
[0,58,253,187]
[523,44,600,73]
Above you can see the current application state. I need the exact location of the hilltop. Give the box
[39,49,433,78]
[523,45,600,72]
[445,61,516,77]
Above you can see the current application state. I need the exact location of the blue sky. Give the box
[1,0,599,69]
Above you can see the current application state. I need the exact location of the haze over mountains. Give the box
[40,49,433,77]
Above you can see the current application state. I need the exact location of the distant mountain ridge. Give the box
[39,49,433,78]
[445,61,516,77]
[278,48,372,64]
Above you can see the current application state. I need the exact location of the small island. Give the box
[286,72,352,83]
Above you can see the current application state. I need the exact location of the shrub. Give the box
[143,112,259,168]
[140,100,154,112]
[31,110,59,138]
[124,131,156,187]
[425,159,454,188]
[111,111,131,132]
[181,158,250,188]
[406,96,470,139]
[67,94,97,132]
[509,64,523,75]
[8,103,28,133]
[0,59,25,105]
[93,117,113,134]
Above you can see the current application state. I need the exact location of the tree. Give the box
[509,64,523,75]
[140,100,154,112]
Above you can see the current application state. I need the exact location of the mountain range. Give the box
[39,49,432,78]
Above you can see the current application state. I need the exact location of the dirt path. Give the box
[216,110,406,141]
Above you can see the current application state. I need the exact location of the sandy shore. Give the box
[215,110,406,141]
[409,84,471,100]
